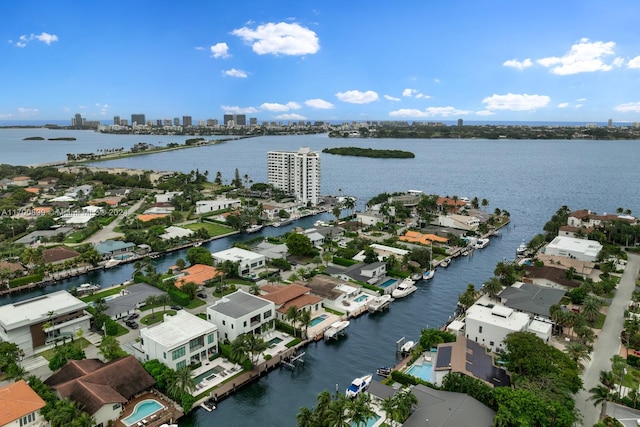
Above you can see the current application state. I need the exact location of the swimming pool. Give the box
[121,399,164,426]
[406,362,433,382]
[351,414,380,427]
[354,294,369,303]
[267,337,283,347]
[310,314,328,326]
[379,279,396,288]
[194,365,226,384]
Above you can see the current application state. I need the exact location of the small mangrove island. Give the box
[22,136,45,140]
[321,147,415,158]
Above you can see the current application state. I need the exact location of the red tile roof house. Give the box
[44,356,171,427]
[259,283,324,323]
[174,264,222,289]
[0,379,46,427]
[42,246,81,265]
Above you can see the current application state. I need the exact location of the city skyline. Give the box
[3,1,640,123]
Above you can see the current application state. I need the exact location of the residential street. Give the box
[83,200,144,244]
[575,253,639,426]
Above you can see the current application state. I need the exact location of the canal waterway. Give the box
[2,130,640,425]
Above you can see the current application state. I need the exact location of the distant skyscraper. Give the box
[156,119,162,127]
[223,114,233,126]
[458,118,463,127]
[608,118,613,127]
[249,117,257,126]
[72,113,83,128]
[207,119,218,127]
[268,147,321,206]
[113,116,120,126]
[131,114,145,126]
[236,114,246,126]
[174,117,180,126]
[183,116,192,127]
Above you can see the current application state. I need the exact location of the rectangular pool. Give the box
[194,365,226,384]
[351,415,380,427]
[310,314,328,326]
[406,362,433,382]
[267,337,283,348]
[379,279,396,288]
[354,294,369,303]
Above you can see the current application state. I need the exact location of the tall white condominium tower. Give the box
[267,147,321,206]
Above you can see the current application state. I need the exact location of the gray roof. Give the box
[312,226,345,238]
[253,241,289,260]
[403,384,495,427]
[210,290,272,319]
[104,283,166,318]
[94,240,136,255]
[499,283,565,317]
[332,262,385,284]
[15,227,74,245]
[367,380,396,400]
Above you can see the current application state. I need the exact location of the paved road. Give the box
[575,253,640,426]
[83,200,144,244]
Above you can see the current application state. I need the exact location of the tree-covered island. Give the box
[321,147,415,158]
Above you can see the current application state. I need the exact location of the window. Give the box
[163,352,166,359]
[263,310,272,319]
[489,341,494,347]
[208,333,215,344]
[176,360,186,370]
[20,413,35,426]
[112,403,121,410]
[243,321,247,327]
[478,326,483,333]
[171,346,186,360]
[222,320,226,325]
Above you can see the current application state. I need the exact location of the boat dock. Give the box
[324,320,350,340]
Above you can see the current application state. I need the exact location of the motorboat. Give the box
[516,240,527,257]
[272,218,293,227]
[245,224,263,233]
[475,238,490,249]
[367,294,393,313]
[76,283,101,295]
[411,272,422,281]
[104,258,121,269]
[400,341,415,354]
[422,269,435,281]
[391,278,417,298]
[440,258,451,268]
[324,320,350,340]
[200,399,216,412]
[376,366,392,377]
[345,374,372,398]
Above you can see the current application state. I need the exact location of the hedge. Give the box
[104,318,119,336]
[332,256,358,267]
[168,287,190,306]
[9,273,44,288]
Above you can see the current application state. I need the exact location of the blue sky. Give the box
[2,0,640,123]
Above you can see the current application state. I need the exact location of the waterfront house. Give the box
[42,246,81,265]
[432,336,511,388]
[94,240,136,260]
[174,264,221,289]
[211,247,266,278]
[195,198,241,214]
[464,298,530,353]
[302,228,325,248]
[10,176,31,187]
[45,356,156,427]
[497,282,565,322]
[522,265,579,289]
[402,384,495,427]
[399,230,448,246]
[0,290,91,357]
[568,209,637,228]
[305,275,361,311]
[558,225,593,238]
[0,260,26,278]
[206,290,275,342]
[259,283,324,321]
[535,253,596,277]
[14,227,74,245]
[252,241,289,262]
[103,283,166,320]
[541,236,603,262]
[0,380,46,427]
[354,243,409,262]
[159,225,193,241]
[138,310,218,369]
[327,261,386,285]
[355,210,388,226]
[436,213,480,231]
[260,202,298,221]
[436,196,468,213]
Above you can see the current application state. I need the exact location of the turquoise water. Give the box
[194,365,225,384]
[354,294,369,303]
[310,314,328,326]
[379,279,396,288]
[121,399,164,426]
[351,415,380,427]
[406,362,433,382]
[268,337,283,347]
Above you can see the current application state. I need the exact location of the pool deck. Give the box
[114,391,183,427]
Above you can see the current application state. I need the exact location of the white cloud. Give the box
[628,56,640,69]
[615,102,640,113]
[613,57,625,67]
[223,68,248,78]
[389,106,470,118]
[17,107,38,114]
[537,38,616,75]
[576,98,587,102]
[231,22,319,56]
[557,102,569,108]
[503,58,533,70]
[402,88,417,97]
[221,105,259,114]
[415,93,430,99]
[194,46,205,51]
[383,95,401,102]
[335,90,379,104]
[12,32,58,47]
[275,113,307,120]
[305,98,334,109]
[433,78,441,84]
[402,88,429,99]
[260,102,301,112]
[210,42,230,59]
[482,93,550,111]
[475,110,495,116]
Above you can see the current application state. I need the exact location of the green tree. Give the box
[347,392,375,427]
[589,371,615,421]
[296,406,317,427]
[186,246,213,266]
[582,294,603,324]
[299,309,312,339]
[286,306,300,336]
[168,365,196,400]
[286,233,314,257]
[244,334,268,367]
[229,335,250,365]
[482,276,503,301]
[181,281,199,300]
[98,336,127,361]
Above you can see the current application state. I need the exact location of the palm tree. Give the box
[230,335,250,365]
[296,406,317,427]
[49,399,87,427]
[99,335,127,361]
[589,383,613,421]
[326,395,350,427]
[582,294,604,324]
[168,365,196,399]
[565,342,592,370]
[314,390,333,420]
[145,295,160,320]
[244,334,268,367]
[482,276,503,301]
[347,392,375,427]
[298,309,312,339]
[286,306,301,337]
[458,284,477,310]
[156,293,172,313]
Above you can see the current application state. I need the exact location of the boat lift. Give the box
[282,351,305,369]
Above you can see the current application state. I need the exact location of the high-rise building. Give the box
[207,119,219,127]
[183,116,192,127]
[608,119,613,127]
[174,117,180,126]
[249,117,257,126]
[223,114,233,126]
[114,116,120,126]
[268,147,321,206]
[458,118,463,127]
[131,114,146,126]
[236,114,246,126]
[72,113,83,128]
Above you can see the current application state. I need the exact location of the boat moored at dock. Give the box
[345,374,372,398]
[324,320,350,340]
[367,294,393,313]
[391,278,417,298]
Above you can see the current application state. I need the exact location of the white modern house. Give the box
[464,302,530,353]
[542,236,603,262]
[139,310,218,370]
[356,210,388,226]
[0,290,91,357]
[155,191,182,203]
[206,290,275,342]
[195,198,241,214]
[211,247,266,278]
[437,213,480,231]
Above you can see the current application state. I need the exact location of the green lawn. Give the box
[184,298,206,309]
[182,222,234,237]
[80,286,125,303]
[140,309,177,325]
[38,338,91,360]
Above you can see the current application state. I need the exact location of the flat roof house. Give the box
[464,302,530,353]
[211,247,266,278]
[206,290,275,342]
[0,380,46,427]
[543,236,603,262]
[139,310,218,370]
[0,290,91,356]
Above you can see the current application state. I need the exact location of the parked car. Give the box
[126,313,139,321]
[126,321,138,329]
[197,292,207,299]
[171,305,183,311]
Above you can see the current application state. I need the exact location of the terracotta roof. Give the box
[25,187,40,194]
[175,264,221,288]
[12,176,31,181]
[523,265,578,288]
[45,356,155,416]
[259,283,312,305]
[399,230,448,245]
[0,261,26,274]
[137,213,168,222]
[42,246,80,263]
[32,206,52,214]
[0,380,46,425]
[559,225,593,234]
[436,197,467,207]
[278,294,324,313]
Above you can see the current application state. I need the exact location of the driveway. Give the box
[575,253,640,426]
[84,200,144,244]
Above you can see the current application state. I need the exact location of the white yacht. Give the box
[516,240,527,257]
[367,294,393,313]
[345,374,372,398]
[475,238,490,249]
[324,320,350,340]
[391,278,417,298]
